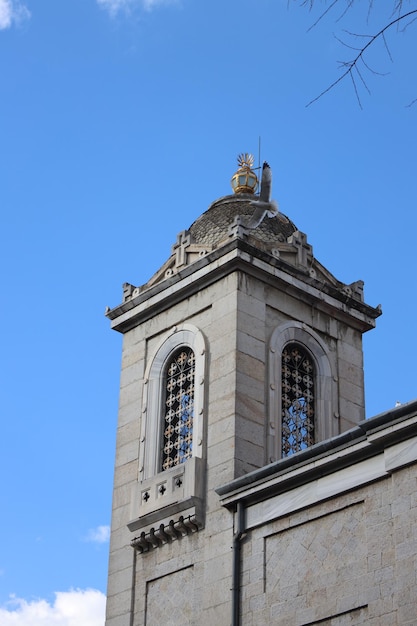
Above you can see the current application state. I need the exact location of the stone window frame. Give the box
[128,324,206,534]
[268,321,337,463]
[139,323,206,481]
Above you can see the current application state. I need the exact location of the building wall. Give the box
[235,271,366,470]
[106,249,376,626]
[240,459,417,626]
[106,272,241,626]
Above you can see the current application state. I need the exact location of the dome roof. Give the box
[188,194,297,248]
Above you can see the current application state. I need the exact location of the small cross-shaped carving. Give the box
[142,491,150,502]
[228,215,248,240]
[289,231,313,268]
[158,484,167,495]
[173,230,191,268]
[175,477,183,488]
[122,283,134,303]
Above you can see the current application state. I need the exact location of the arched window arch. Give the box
[139,324,206,481]
[268,322,337,463]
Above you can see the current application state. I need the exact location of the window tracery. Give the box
[268,321,337,463]
[162,347,195,471]
[281,343,315,457]
[139,323,205,480]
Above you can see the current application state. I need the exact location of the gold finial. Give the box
[237,153,255,169]
[231,153,258,194]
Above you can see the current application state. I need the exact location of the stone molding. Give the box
[106,240,381,334]
[267,321,338,463]
[138,325,206,481]
[131,513,203,554]
[128,457,205,531]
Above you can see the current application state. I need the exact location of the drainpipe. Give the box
[129,546,137,626]
[231,501,245,626]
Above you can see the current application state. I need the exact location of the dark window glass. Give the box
[161,348,195,471]
[281,343,315,457]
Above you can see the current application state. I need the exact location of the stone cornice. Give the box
[106,238,381,334]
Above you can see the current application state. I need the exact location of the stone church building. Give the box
[104,156,417,625]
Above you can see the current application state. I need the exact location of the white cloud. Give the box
[0,0,30,30]
[85,525,110,544]
[96,0,132,18]
[142,0,177,9]
[97,0,178,17]
[0,589,106,626]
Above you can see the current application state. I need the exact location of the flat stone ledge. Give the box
[216,399,417,511]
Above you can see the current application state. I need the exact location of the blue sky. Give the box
[1,1,416,623]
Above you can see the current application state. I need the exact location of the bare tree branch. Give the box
[305,9,417,106]
[304,0,340,31]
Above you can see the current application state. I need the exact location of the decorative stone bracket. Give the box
[131,513,203,554]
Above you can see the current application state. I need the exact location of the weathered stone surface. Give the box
[145,566,195,626]
[105,183,391,626]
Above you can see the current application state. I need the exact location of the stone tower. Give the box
[104,156,381,625]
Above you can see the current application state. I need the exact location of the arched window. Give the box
[281,343,315,457]
[129,324,206,532]
[161,347,195,471]
[268,322,337,463]
[139,323,205,480]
